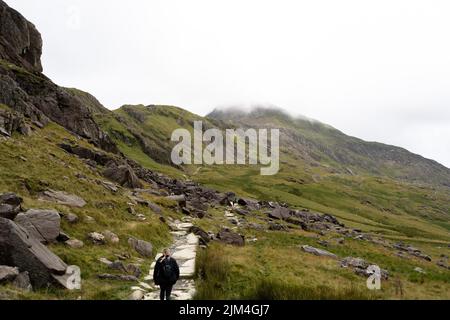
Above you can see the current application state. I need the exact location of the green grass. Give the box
[0,123,184,299]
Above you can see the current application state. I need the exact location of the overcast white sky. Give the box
[7,0,450,168]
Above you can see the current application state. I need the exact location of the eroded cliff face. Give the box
[0,0,42,73]
[0,0,117,152]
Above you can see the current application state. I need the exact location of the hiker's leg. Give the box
[160,285,165,300]
[166,285,173,300]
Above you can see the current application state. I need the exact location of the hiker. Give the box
[153,248,180,300]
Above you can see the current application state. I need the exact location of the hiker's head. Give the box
[163,248,171,257]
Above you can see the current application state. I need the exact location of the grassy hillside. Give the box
[38,91,450,300]
[0,123,185,299]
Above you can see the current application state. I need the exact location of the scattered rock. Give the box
[65,213,79,224]
[268,222,288,231]
[87,232,106,245]
[341,257,369,269]
[84,215,95,223]
[59,144,114,166]
[147,201,162,214]
[216,228,245,246]
[98,258,113,266]
[0,192,23,220]
[14,209,61,243]
[129,290,145,300]
[12,271,32,291]
[103,230,119,244]
[393,242,431,261]
[437,260,450,270]
[414,267,426,274]
[65,239,84,249]
[233,208,249,217]
[38,190,86,208]
[189,226,210,244]
[56,232,70,242]
[301,245,338,259]
[269,207,292,220]
[219,192,236,206]
[103,164,142,189]
[317,240,329,247]
[98,180,119,193]
[126,264,142,278]
[0,265,19,283]
[128,237,153,258]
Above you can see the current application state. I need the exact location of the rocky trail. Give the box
[129,217,199,300]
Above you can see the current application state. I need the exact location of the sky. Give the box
[7,0,450,168]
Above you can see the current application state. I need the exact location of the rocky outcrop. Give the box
[59,143,114,166]
[103,164,143,189]
[0,0,42,73]
[0,217,68,288]
[341,257,389,280]
[0,192,22,220]
[14,209,61,243]
[216,228,245,246]
[0,1,117,153]
[393,242,432,262]
[0,108,30,137]
[269,207,292,220]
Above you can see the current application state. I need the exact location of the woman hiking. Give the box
[153,248,180,300]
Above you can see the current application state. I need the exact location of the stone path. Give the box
[129,217,199,300]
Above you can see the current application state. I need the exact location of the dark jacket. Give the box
[153,255,180,286]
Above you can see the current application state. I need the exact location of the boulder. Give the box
[14,209,61,243]
[56,232,70,242]
[65,239,84,249]
[269,207,292,220]
[237,198,260,210]
[103,230,119,244]
[87,232,106,245]
[268,222,288,231]
[38,190,86,208]
[189,226,210,244]
[12,271,32,291]
[216,228,245,246]
[147,201,162,214]
[65,213,79,224]
[301,245,338,259]
[0,217,68,288]
[129,290,145,300]
[219,192,236,206]
[0,265,19,283]
[126,264,142,278]
[103,164,142,189]
[0,192,23,220]
[437,260,450,270]
[341,257,369,269]
[128,237,153,258]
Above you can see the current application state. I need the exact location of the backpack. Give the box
[162,261,173,279]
